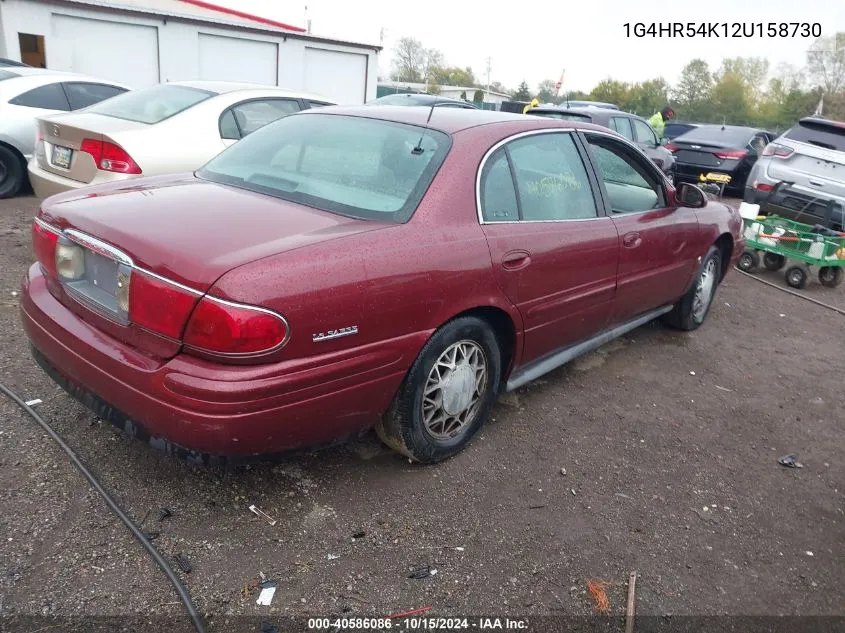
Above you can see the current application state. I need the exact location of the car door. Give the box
[632,117,659,151]
[581,131,700,325]
[218,97,302,148]
[478,130,620,365]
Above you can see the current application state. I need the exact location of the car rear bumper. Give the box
[743,182,845,229]
[27,159,133,198]
[20,264,413,458]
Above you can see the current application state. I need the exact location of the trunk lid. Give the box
[39,174,392,292]
[35,113,147,184]
[670,140,742,168]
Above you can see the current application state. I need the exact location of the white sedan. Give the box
[28,80,336,198]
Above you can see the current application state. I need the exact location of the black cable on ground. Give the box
[0,382,206,633]
[733,266,845,316]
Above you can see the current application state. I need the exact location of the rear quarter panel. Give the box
[693,197,744,273]
[208,123,530,399]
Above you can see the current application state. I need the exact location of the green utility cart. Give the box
[738,214,845,289]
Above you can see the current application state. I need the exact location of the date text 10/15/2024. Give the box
[623,22,821,38]
[307,617,530,630]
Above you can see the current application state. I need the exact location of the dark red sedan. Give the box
[21,106,745,463]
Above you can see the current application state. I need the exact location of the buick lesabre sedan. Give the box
[21,106,745,464]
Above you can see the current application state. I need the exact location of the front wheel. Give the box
[663,245,722,331]
[375,316,501,463]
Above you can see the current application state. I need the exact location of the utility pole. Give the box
[486,57,492,106]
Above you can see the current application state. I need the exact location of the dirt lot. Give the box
[1,194,844,630]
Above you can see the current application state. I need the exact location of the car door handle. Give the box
[502,250,531,270]
[809,180,824,187]
[622,232,642,248]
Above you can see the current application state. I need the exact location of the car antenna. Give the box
[721,116,726,131]
[412,96,440,155]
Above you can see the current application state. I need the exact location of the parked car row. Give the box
[0,66,130,197]
[1,66,337,199]
[21,104,744,463]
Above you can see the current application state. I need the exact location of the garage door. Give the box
[303,48,367,105]
[198,34,277,85]
[50,14,159,88]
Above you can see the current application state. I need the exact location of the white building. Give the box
[0,0,381,104]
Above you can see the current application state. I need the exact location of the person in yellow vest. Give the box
[647,106,675,141]
[522,98,540,114]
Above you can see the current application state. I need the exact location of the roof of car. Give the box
[0,67,133,88]
[368,93,478,107]
[297,105,614,135]
[167,80,332,101]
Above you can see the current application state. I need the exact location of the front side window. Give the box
[8,82,69,110]
[86,84,216,124]
[586,136,663,214]
[199,113,450,223]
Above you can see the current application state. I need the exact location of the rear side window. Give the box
[784,120,845,152]
[610,117,634,140]
[231,99,301,136]
[86,84,215,124]
[480,150,519,221]
[198,113,451,223]
[63,82,126,110]
[8,82,70,110]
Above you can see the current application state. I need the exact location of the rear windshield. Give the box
[528,111,591,122]
[85,84,216,123]
[675,126,753,146]
[371,94,428,106]
[198,113,451,223]
[784,119,845,152]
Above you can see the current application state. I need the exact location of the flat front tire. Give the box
[663,245,722,331]
[375,316,501,464]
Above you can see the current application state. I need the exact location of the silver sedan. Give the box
[28,81,336,198]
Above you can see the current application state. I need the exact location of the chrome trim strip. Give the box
[64,229,134,266]
[33,217,61,235]
[134,267,204,296]
[505,305,674,391]
[476,128,579,226]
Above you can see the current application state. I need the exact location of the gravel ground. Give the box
[1,194,844,631]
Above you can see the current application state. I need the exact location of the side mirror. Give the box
[677,183,707,208]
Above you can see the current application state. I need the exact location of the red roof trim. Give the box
[178,0,306,32]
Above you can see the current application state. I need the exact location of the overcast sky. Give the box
[224,0,844,92]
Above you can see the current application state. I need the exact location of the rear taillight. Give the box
[762,143,793,158]
[184,297,289,355]
[35,128,43,145]
[714,149,747,159]
[664,143,678,153]
[80,138,142,174]
[128,271,201,340]
[754,182,774,192]
[32,219,59,278]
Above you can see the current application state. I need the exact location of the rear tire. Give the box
[0,145,25,199]
[819,266,843,288]
[784,265,809,289]
[375,316,501,464]
[763,252,786,271]
[737,250,759,273]
[663,245,722,331]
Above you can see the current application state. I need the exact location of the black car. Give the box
[525,105,675,175]
[663,121,701,141]
[367,93,478,109]
[666,125,776,194]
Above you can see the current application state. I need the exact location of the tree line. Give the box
[389,33,845,132]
